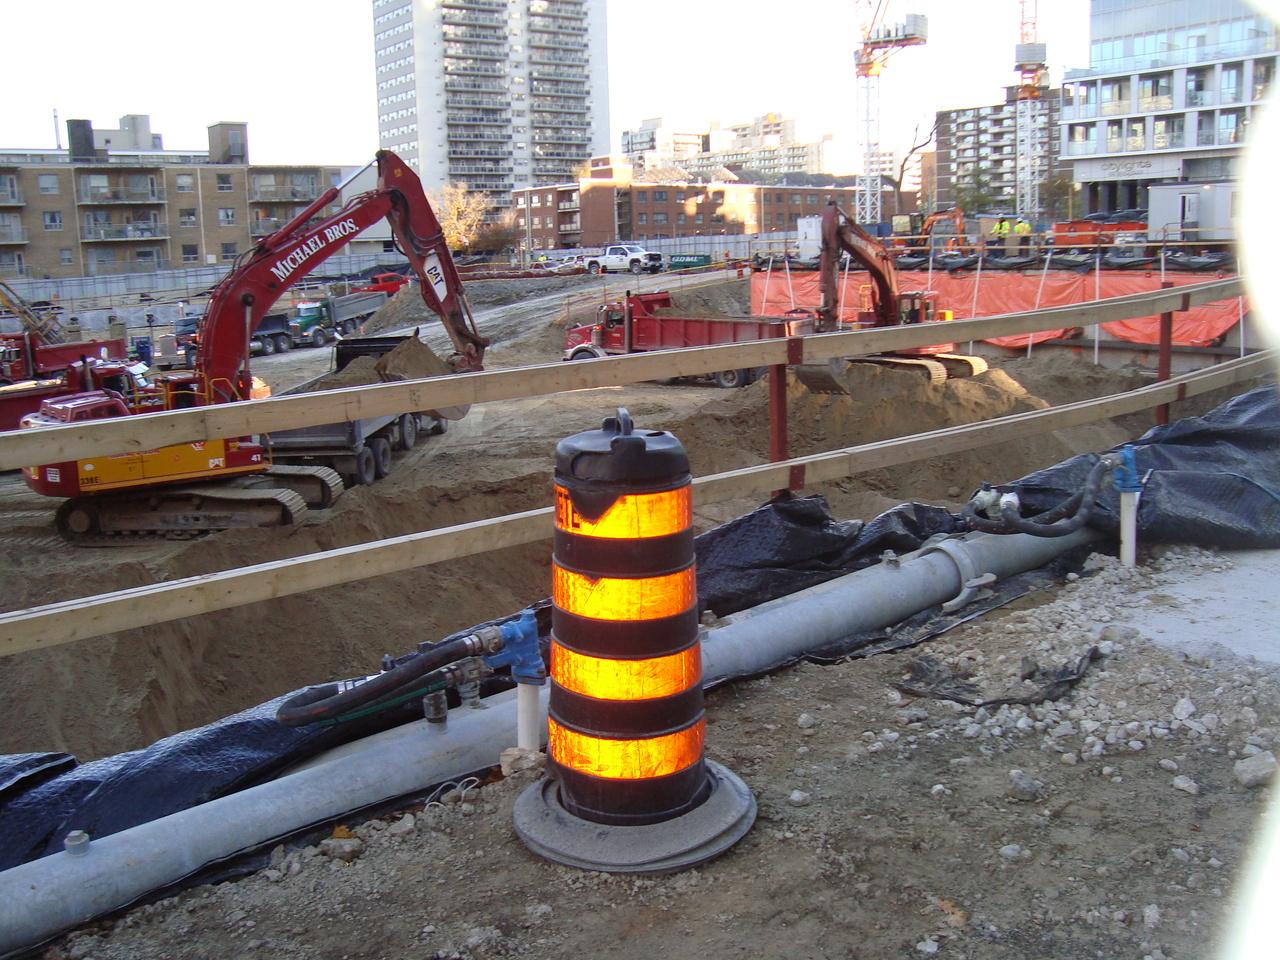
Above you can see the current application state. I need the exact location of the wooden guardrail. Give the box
[0,277,1246,473]
[0,349,1272,658]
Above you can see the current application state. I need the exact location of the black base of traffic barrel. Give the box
[512,760,756,874]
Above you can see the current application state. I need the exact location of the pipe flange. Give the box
[921,538,997,613]
[512,760,756,874]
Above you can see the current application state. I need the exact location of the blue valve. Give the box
[482,609,545,685]
[1112,445,1143,493]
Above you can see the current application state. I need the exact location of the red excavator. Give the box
[794,202,986,392]
[21,150,487,538]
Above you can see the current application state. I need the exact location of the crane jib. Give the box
[269,218,360,283]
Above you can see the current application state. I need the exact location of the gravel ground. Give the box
[35,544,1280,960]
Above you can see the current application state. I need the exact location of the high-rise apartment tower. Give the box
[372,0,611,216]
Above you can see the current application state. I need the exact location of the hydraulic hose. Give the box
[276,635,477,728]
[963,456,1115,538]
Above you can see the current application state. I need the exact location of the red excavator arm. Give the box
[816,202,900,332]
[197,151,487,403]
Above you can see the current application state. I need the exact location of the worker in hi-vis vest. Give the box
[1014,217,1032,250]
[989,217,1010,250]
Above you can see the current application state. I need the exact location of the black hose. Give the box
[963,458,1112,538]
[275,636,473,727]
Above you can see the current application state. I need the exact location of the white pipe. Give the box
[1119,490,1140,567]
[517,683,541,751]
[0,528,1104,955]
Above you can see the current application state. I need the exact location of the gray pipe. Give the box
[0,527,1102,957]
[701,528,1102,686]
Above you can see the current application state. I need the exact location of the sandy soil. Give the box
[1,274,1277,960]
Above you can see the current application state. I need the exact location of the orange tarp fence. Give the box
[751,270,1246,348]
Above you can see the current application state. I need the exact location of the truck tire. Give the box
[274,334,292,353]
[259,335,276,356]
[569,349,598,362]
[369,437,393,479]
[629,260,643,274]
[311,328,329,348]
[352,447,376,486]
[587,260,602,274]
[396,413,417,450]
[713,368,750,389]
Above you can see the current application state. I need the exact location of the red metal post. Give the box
[768,324,788,466]
[1156,280,1174,425]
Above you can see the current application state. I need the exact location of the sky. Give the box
[5,0,1091,172]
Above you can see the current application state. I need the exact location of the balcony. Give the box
[1100,100,1130,116]
[443,0,505,9]
[528,34,587,51]
[0,187,23,206]
[529,65,587,80]
[445,78,505,92]
[531,1,587,15]
[1126,135,1147,151]
[445,59,504,76]
[558,219,581,232]
[447,113,510,126]
[444,42,505,60]
[1186,90,1215,107]
[528,50,587,65]
[0,263,27,279]
[448,147,512,158]
[529,17,586,33]
[442,10,503,26]
[78,187,166,203]
[442,27,504,42]
[1220,127,1244,145]
[81,222,170,241]
[1197,130,1217,146]
[449,164,513,176]
[557,199,579,210]
[1221,87,1244,105]
[251,184,321,201]
[1137,95,1173,112]
[1105,137,1125,152]
[446,95,509,109]
[1153,132,1185,149]
[0,225,28,244]
[1065,140,1097,156]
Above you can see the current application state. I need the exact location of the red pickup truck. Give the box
[353,273,410,296]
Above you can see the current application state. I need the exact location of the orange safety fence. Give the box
[751,270,1247,349]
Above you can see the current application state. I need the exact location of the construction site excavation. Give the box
[0,157,1278,960]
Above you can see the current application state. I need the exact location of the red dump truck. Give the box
[0,333,132,431]
[562,291,812,388]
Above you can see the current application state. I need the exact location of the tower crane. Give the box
[1013,0,1049,218]
[853,1,928,225]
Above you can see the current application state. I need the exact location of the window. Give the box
[60,249,73,265]
[531,195,541,206]
[807,195,818,205]
[653,212,668,224]
[763,193,772,204]
[180,208,197,226]
[220,242,238,261]
[218,208,236,226]
[38,175,59,195]
[711,191,724,202]
[182,244,199,263]
[653,190,667,202]
[677,213,686,224]
[711,214,724,223]
[694,213,704,224]
[176,174,194,193]
[676,191,684,202]
[637,213,647,224]
[532,216,541,228]
[636,192,646,202]
[43,211,62,231]
[216,173,233,192]
[789,213,800,223]
[790,193,801,203]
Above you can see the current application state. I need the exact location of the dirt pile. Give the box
[364,274,602,337]
[306,337,452,392]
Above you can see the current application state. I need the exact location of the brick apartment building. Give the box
[0,116,347,280]
[511,157,899,252]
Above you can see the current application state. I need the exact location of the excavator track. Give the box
[795,356,948,394]
[932,353,989,378]
[55,485,309,545]
[226,464,346,508]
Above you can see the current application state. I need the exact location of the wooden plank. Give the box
[0,277,1245,471]
[0,350,1271,658]
[0,508,553,657]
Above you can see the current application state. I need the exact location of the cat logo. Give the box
[208,457,225,469]
[192,442,206,451]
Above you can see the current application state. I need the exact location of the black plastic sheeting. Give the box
[1,386,1277,870]
[1001,386,1280,550]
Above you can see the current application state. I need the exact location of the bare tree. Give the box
[427,183,492,252]
[889,120,939,217]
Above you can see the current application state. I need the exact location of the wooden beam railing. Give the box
[0,277,1245,472]
[0,349,1272,658]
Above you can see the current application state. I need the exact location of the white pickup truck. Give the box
[584,244,664,275]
